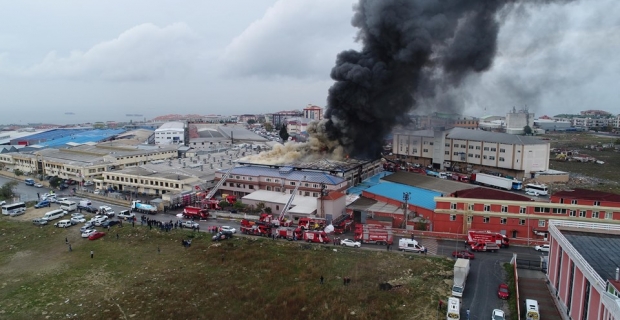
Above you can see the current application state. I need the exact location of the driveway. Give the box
[518,269,563,320]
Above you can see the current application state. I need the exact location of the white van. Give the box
[54,219,72,228]
[525,299,540,320]
[59,200,77,212]
[446,297,460,320]
[42,209,67,221]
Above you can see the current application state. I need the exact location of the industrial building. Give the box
[154,122,187,145]
[505,107,535,135]
[392,127,550,179]
[547,220,620,320]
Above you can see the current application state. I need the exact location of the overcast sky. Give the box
[0,0,619,125]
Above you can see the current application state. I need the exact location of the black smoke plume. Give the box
[322,0,566,159]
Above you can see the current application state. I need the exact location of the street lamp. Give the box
[403,192,411,229]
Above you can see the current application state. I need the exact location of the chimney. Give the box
[616,267,619,281]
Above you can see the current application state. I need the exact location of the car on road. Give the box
[99,206,115,217]
[70,217,86,224]
[94,189,101,195]
[491,309,505,320]
[34,183,43,188]
[117,210,135,220]
[451,250,475,259]
[534,244,550,252]
[56,197,69,203]
[497,283,510,300]
[9,208,26,217]
[220,226,236,234]
[88,231,106,240]
[182,221,200,229]
[81,205,98,213]
[340,239,361,248]
[81,229,97,238]
[83,181,94,186]
[35,200,51,208]
[525,190,539,196]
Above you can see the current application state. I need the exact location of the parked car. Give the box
[182,221,200,229]
[9,208,26,217]
[32,218,48,226]
[83,181,94,186]
[101,220,120,228]
[54,220,72,228]
[56,198,69,203]
[534,244,550,252]
[220,226,236,234]
[451,250,475,259]
[34,183,43,188]
[80,225,94,233]
[525,190,539,196]
[99,206,115,217]
[0,200,6,206]
[94,189,101,195]
[491,309,505,320]
[35,200,51,208]
[340,239,361,248]
[497,283,510,300]
[82,206,98,213]
[117,210,135,220]
[88,231,106,240]
[71,213,85,219]
[212,231,233,241]
[70,217,86,224]
[81,229,97,238]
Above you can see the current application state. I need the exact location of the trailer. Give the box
[451,258,471,297]
[466,230,510,248]
[131,200,157,214]
[471,172,522,190]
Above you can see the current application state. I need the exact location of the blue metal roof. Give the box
[347,171,393,195]
[230,166,346,185]
[363,182,441,210]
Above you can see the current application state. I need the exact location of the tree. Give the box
[256,202,266,212]
[49,176,62,189]
[219,200,231,208]
[0,181,18,200]
[233,200,246,210]
[279,124,289,142]
[264,207,272,214]
[13,169,23,177]
[523,125,533,135]
[247,119,257,125]
[264,123,274,132]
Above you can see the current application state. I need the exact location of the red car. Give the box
[88,231,106,240]
[451,250,475,259]
[497,283,510,299]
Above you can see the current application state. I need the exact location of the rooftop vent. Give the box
[279,167,294,174]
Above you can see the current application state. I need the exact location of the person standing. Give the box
[68,244,72,252]
[90,250,94,259]
[320,275,324,285]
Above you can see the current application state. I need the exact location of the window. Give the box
[499,157,505,162]
[469,145,474,149]
[605,212,613,219]
[423,141,428,145]
[475,146,481,150]
[453,152,459,156]
[593,201,600,206]
[290,182,296,186]
[312,192,318,197]
[489,156,495,160]
[445,143,450,147]
[501,205,508,213]
[484,204,490,212]
[266,178,272,182]
[519,207,526,214]
[483,217,490,223]
[499,148,506,153]
[483,147,489,151]
[571,199,577,205]
[552,208,566,214]
[483,155,487,159]
[450,203,457,210]
[450,214,456,221]
[535,207,550,213]
[475,155,481,159]
[468,153,473,158]
[490,147,497,152]
[592,211,599,218]
[423,149,429,153]
[460,144,466,148]
[579,210,586,218]
[500,217,507,225]
[519,219,526,226]
[468,204,474,211]
[445,151,450,155]
[569,210,576,217]
[429,142,434,145]
[467,216,473,223]
[538,220,545,227]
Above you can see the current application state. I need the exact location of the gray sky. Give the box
[0,0,618,125]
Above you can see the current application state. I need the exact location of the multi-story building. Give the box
[270,110,303,128]
[154,122,187,145]
[550,188,620,209]
[392,127,550,178]
[547,220,620,320]
[285,117,312,135]
[505,107,534,134]
[238,114,258,123]
[303,105,323,121]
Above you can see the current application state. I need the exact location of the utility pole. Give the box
[403,192,411,229]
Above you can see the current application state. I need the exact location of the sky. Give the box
[0,0,619,125]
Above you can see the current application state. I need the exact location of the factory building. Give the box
[154,122,187,145]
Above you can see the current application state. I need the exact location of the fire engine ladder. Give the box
[278,176,306,221]
[205,167,234,200]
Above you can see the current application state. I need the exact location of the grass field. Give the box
[0,219,454,320]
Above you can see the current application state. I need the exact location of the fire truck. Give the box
[240,219,272,236]
[182,206,209,220]
[276,226,303,240]
[470,242,499,252]
[332,214,353,234]
[466,230,509,248]
[303,230,330,243]
[298,217,326,231]
[354,224,393,245]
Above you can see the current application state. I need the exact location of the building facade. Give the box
[155,122,187,145]
[303,105,323,121]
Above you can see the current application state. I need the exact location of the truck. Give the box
[332,214,353,234]
[354,225,393,245]
[240,219,273,236]
[446,297,460,320]
[470,241,499,252]
[303,230,330,243]
[131,200,157,214]
[398,238,425,253]
[276,226,303,240]
[466,230,510,248]
[182,206,209,220]
[451,173,469,183]
[298,217,326,231]
[471,172,522,190]
[451,258,471,297]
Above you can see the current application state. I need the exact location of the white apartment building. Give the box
[392,128,550,178]
[155,122,186,145]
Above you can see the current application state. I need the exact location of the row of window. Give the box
[449,203,615,219]
[450,214,546,227]
[558,199,601,206]
[106,175,181,189]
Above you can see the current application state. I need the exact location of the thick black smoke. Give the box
[322,0,565,159]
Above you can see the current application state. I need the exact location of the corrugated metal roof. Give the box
[561,230,620,282]
[552,188,620,203]
[447,127,548,145]
[363,182,441,210]
[229,166,346,185]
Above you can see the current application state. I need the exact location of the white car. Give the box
[492,309,505,320]
[9,208,26,217]
[34,183,43,188]
[71,213,85,219]
[70,217,86,224]
[220,226,236,234]
[535,244,550,252]
[341,239,362,248]
[94,189,101,195]
[81,229,97,238]
[83,181,94,186]
[525,190,539,196]
[182,221,200,229]
[0,200,6,206]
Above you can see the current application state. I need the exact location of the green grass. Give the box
[503,263,518,320]
[0,219,454,320]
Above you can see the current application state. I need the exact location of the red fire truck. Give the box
[303,230,330,243]
[332,214,353,234]
[298,217,326,231]
[466,230,509,248]
[182,206,209,220]
[276,226,303,240]
[354,225,393,245]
